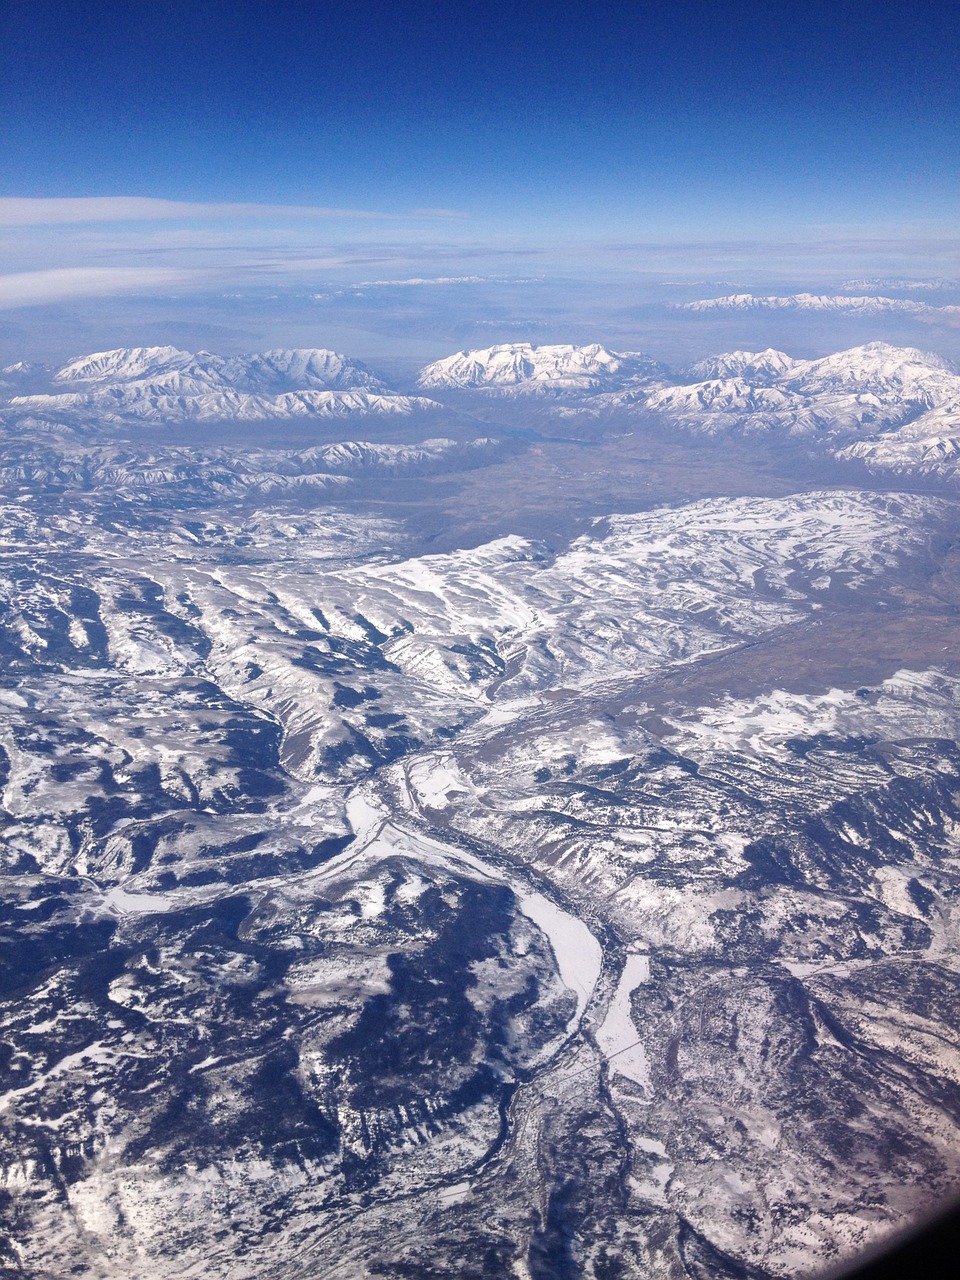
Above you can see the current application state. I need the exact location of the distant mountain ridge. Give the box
[2,345,440,426]
[4,338,960,486]
[53,345,391,393]
[407,338,960,485]
[634,341,960,483]
[841,277,960,293]
[676,291,960,322]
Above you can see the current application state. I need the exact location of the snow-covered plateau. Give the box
[2,337,960,1278]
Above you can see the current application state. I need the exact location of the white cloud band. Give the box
[0,267,209,309]
[0,197,468,227]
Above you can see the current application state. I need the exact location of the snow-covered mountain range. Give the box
[410,338,960,484]
[1,346,441,426]
[4,339,960,486]
[646,342,960,481]
[51,344,390,391]
[841,277,960,294]
[5,338,960,487]
[645,341,959,427]
[0,435,506,497]
[676,291,960,321]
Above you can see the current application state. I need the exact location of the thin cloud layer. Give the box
[0,267,210,308]
[0,198,469,227]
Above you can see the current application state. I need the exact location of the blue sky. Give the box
[1,0,958,306]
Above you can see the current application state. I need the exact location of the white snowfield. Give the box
[323,489,935,703]
[662,670,960,769]
[115,488,938,805]
[3,445,960,1277]
[595,954,653,1091]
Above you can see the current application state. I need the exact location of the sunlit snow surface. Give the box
[3,341,960,1278]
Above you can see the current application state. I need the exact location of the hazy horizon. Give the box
[2,0,957,340]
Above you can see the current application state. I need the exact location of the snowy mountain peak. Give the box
[417,342,662,392]
[840,340,954,368]
[688,349,797,384]
[220,348,388,393]
[0,360,49,391]
[783,342,959,401]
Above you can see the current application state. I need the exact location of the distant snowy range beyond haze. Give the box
[4,322,960,1278]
